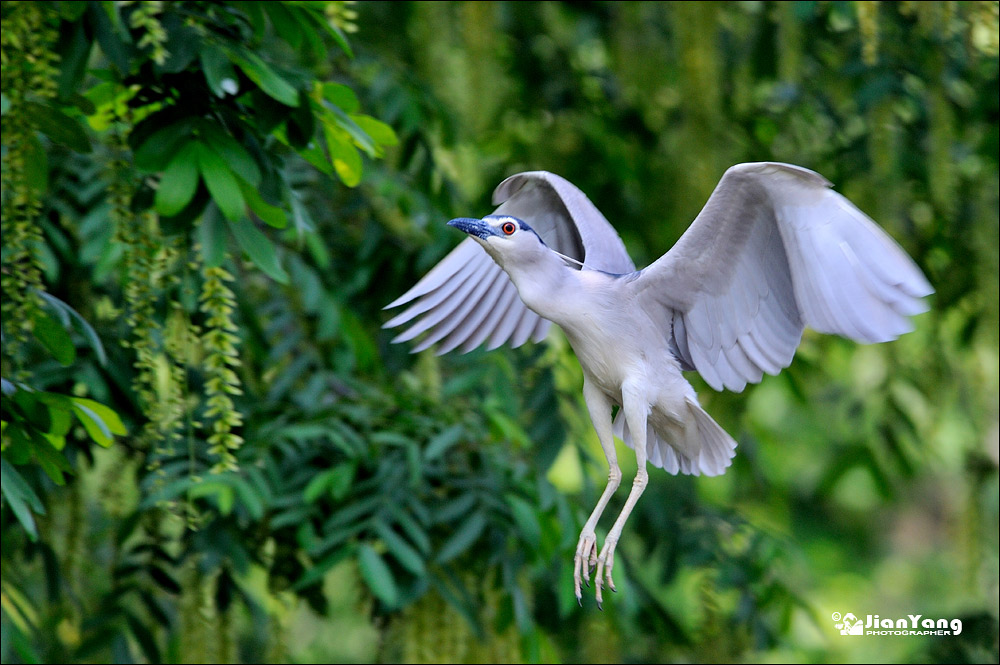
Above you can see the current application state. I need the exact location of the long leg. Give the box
[573,376,621,605]
[594,381,649,608]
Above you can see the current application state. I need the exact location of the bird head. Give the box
[447,215,549,269]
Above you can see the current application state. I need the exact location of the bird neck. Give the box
[500,245,581,319]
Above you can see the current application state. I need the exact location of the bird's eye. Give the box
[501,221,517,235]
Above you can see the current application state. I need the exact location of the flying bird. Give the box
[384,163,933,607]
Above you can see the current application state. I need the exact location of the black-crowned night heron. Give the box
[385,163,933,607]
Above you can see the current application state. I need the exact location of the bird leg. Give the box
[594,385,649,608]
[574,378,621,606]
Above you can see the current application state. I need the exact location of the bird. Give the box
[384,162,933,607]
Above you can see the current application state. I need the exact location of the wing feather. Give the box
[411,262,505,352]
[633,162,932,391]
[435,269,512,354]
[486,291,529,349]
[391,259,494,344]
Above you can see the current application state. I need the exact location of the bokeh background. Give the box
[1,2,997,663]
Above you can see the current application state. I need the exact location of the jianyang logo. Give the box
[832,612,964,636]
[833,612,864,635]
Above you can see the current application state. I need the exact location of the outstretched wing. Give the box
[385,171,635,354]
[633,162,933,392]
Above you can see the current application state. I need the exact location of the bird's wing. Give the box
[385,171,635,354]
[632,162,933,392]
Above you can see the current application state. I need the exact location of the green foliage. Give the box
[1,376,124,536]
[1,2,998,664]
[200,266,245,471]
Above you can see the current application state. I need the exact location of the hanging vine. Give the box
[199,263,245,473]
[112,163,188,468]
[0,2,59,376]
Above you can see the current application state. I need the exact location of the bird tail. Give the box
[613,398,737,476]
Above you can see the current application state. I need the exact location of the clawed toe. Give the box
[575,534,619,608]
[573,530,598,602]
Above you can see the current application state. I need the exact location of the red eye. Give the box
[501,221,517,235]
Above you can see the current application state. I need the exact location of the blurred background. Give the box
[1,1,997,663]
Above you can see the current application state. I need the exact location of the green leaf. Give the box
[424,425,465,461]
[430,576,484,638]
[286,90,316,148]
[125,611,161,664]
[65,93,96,116]
[228,218,289,283]
[45,406,72,444]
[352,114,399,149]
[292,194,318,237]
[328,23,354,58]
[328,463,356,501]
[374,521,426,576]
[148,566,181,594]
[198,207,227,267]
[290,6,326,61]
[230,50,299,106]
[486,408,531,448]
[323,124,362,187]
[69,397,126,447]
[3,424,34,465]
[197,143,246,222]
[322,83,359,113]
[84,81,141,132]
[155,142,200,216]
[201,43,239,97]
[200,122,261,187]
[159,24,200,74]
[59,2,89,21]
[434,493,476,524]
[275,124,331,175]
[89,1,130,73]
[230,476,266,520]
[38,291,108,366]
[30,432,72,485]
[188,481,235,515]
[12,388,51,432]
[299,8,353,58]
[302,463,356,505]
[134,121,193,172]
[436,510,487,563]
[0,458,44,541]
[25,102,91,152]
[387,505,431,554]
[57,20,92,100]
[240,1,266,38]
[24,136,48,195]
[332,106,376,156]
[357,544,399,607]
[140,475,201,508]
[303,471,332,504]
[293,547,351,591]
[33,310,76,366]
[505,494,541,550]
[239,180,287,229]
[70,401,110,445]
[263,3,303,51]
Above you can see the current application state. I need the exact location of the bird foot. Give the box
[594,537,618,608]
[573,529,599,605]
[574,531,618,607]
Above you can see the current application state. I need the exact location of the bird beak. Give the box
[447,218,497,241]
